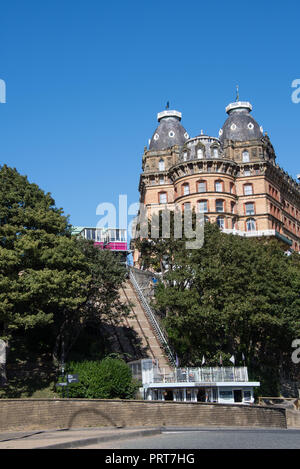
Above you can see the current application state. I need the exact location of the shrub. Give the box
[63,358,139,399]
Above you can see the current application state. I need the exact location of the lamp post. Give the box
[61,338,65,398]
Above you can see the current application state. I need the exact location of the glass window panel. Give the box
[197,148,203,159]
[217,217,225,229]
[244,184,253,195]
[198,201,208,213]
[246,218,256,231]
[242,151,250,162]
[216,200,224,212]
[159,159,165,171]
[159,193,167,204]
[198,182,206,192]
[215,181,222,192]
[245,203,255,215]
[183,184,189,195]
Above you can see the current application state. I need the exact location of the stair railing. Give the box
[129,268,176,367]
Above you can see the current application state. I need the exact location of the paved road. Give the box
[80,428,300,449]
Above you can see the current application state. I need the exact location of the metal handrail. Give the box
[129,269,176,367]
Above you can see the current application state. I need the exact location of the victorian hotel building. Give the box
[131,99,300,403]
[134,98,300,265]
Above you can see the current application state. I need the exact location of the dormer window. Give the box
[197,148,204,159]
[212,147,219,158]
[242,151,250,163]
[183,152,188,161]
[158,159,165,171]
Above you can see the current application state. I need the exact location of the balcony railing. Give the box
[152,366,249,384]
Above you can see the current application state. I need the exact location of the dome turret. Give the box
[219,100,263,143]
[148,108,189,151]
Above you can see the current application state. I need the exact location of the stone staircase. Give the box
[119,279,173,374]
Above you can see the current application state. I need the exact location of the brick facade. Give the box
[134,102,300,265]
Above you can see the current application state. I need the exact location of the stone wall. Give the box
[286,409,300,428]
[0,399,287,432]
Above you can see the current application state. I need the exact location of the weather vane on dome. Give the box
[236,85,239,102]
[166,101,170,109]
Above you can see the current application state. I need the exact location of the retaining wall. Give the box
[0,399,287,432]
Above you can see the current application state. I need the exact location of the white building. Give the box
[129,359,260,405]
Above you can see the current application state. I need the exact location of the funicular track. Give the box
[117,276,174,373]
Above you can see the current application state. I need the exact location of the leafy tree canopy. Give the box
[133,212,300,394]
[0,165,127,366]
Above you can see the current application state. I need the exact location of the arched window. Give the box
[215,180,223,192]
[242,151,250,162]
[217,216,225,229]
[246,218,256,231]
[197,148,204,159]
[159,192,167,204]
[216,199,224,213]
[182,183,190,196]
[212,147,219,158]
[198,180,207,193]
[244,183,253,195]
[198,200,208,213]
[159,159,165,171]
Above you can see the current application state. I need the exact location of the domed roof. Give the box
[219,101,263,143]
[149,109,189,151]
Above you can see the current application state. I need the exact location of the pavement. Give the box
[0,425,297,450]
[0,426,162,449]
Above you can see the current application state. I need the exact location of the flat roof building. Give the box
[129,359,260,405]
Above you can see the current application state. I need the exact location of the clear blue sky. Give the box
[1,0,300,228]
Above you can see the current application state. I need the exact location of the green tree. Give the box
[53,238,128,363]
[0,165,89,345]
[0,165,128,373]
[134,213,300,395]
